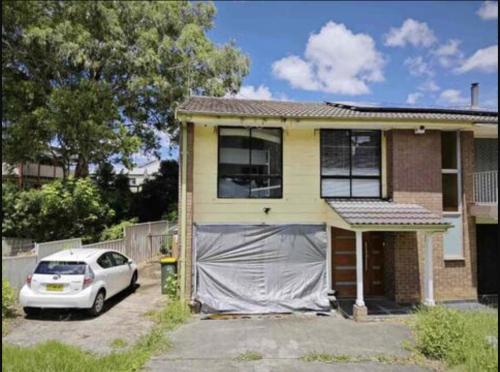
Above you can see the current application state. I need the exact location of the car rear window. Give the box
[34,261,87,275]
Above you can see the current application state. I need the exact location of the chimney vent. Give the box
[471,83,479,109]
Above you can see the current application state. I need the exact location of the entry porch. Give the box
[326,200,451,320]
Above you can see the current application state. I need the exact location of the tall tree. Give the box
[2,1,249,176]
[131,160,178,222]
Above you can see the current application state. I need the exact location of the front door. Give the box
[331,228,385,298]
[363,232,385,296]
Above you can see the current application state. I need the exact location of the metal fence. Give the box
[2,255,38,289]
[2,237,35,257]
[82,239,125,253]
[36,238,82,261]
[2,221,177,289]
[81,220,177,265]
[474,170,498,205]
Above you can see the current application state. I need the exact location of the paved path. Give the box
[146,314,428,371]
[3,262,165,354]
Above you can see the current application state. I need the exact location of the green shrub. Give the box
[2,280,16,318]
[414,306,498,371]
[2,178,114,243]
[414,306,466,360]
[100,218,138,241]
[164,273,178,300]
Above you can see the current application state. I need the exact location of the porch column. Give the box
[355,231,365,307]
[423,233,435,306]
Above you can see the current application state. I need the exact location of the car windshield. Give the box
[34,261,87,275]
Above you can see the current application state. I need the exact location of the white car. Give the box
[20,249,138,317]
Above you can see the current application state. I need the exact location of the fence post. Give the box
[148,222,152,261]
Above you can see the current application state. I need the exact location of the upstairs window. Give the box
[218,127,282,198]
[321,130,381,198]
[441,132,460,212]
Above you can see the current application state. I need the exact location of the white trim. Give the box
[355,231,365,307]
[423,233,435,306]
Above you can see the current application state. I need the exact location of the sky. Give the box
[139,0,498,166]
[211,0,498,108]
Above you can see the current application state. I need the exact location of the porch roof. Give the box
[326,200,451,231]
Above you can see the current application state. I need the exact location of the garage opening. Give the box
[477,224,498,303]
[194,224,330,313]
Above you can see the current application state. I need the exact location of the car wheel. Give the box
[23,307,41,317]
[88,289,106,317]
[129,271,138,291]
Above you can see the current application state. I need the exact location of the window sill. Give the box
[443,256,465,261]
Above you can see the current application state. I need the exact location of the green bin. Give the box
[160,257,177,295]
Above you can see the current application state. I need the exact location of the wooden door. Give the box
[331,228,385,298]
[363,232,385,296]
[331,228,356,298]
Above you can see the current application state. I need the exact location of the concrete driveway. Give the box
[146,314,428,371]
[3,261,165,354]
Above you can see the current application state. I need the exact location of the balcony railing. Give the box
[473,171,498,205]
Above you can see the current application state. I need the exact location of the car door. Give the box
[110,252,133,291]
[97,252,121,296]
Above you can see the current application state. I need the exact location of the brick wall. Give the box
[387,129,477,303]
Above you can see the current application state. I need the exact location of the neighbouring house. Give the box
[124,160,161,192]
[2,155,66,189]
[175,85,498,319]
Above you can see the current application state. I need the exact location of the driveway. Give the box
[146,314,428,371]
[3,261,165,354]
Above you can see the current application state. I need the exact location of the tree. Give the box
[131,160,178,222]
[2,178,114,243]
[93,161,134,223]
[2,1,249,176]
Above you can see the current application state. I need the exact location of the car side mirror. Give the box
[128,260,133,265]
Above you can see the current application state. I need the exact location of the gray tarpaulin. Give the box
[194,224,330,313]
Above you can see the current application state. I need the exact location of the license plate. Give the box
[46,284,64,292]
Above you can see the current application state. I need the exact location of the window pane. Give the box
[219,177,250,198]
[442,173,458,211]
[251,128,281,176]
[322,178,350,197]
[443,215,463,258]
[35,261,87,275]
[321,130,350,176]
[352,179,380,197]
[441,132,457,169]
[250,177,281,198]
[352,131,380,176]
[219,128,250,175]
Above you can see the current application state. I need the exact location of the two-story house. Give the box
[175,91,497,320]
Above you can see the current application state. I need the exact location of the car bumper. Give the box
[19,285,97,309]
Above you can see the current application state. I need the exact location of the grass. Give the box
[411,305,498,372]
[110,338,128,349]
[301,353,356,363]
[2,299,191,372]
[235,351,263,361]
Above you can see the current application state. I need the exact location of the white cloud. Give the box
[432,39,463,67]
[272,56,319,91]
[438,89,468,106]
[406,92,423,104]
[272,21,385,95]
[384,19,437,47]
[477,1,498,20]
[455,45,498,73]
[418,80,440,92]
[226,85,288,101]
[404,56,434,76]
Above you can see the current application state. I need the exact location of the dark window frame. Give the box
[110,252,128,266]
[320,129,382,199]
[97,252,115,269]
[217,126,283,199]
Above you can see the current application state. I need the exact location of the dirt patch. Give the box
[2,261,166,355]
